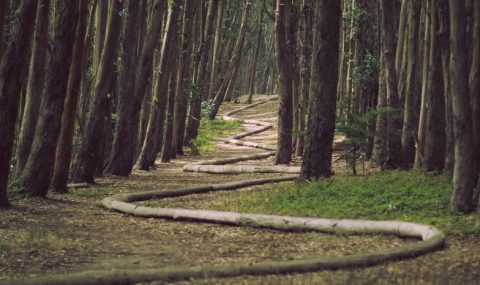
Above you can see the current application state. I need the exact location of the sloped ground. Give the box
[1,97,479,284]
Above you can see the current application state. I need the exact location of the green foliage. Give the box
[194,120,242,152]
[214,170,479,234]
[200,100,215,119]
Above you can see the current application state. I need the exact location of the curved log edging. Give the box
[1,97,446,285]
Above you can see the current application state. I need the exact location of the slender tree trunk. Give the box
[71,0,123,183]
[423,0,446,172]
[247,9,264,105]
[296,0,313,157]
[0,0,8,62]
[208,0,251,120]
[14,0,50,177]
[401,0,422,169]
[448,0,476,212]
[185,0,220,144]
[137,4,178,170]
[0,0,38,207]
[415,0,431,168]
[380,0,402,169]
[373,45,389,168]
[172,0,196,156]
[208,0,226,100]
[103,0,142,175]
[51,0,89,193]
[299,0,341,180]
[470,0,480,187]
[19,0,79,197]
[274,0,294,164]
[161,65,178,163]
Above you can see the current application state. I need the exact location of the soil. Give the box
[1,97,479,284]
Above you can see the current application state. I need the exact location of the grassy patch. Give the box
[213,170,479,234]
[69,187,115,198]
[194,120,243,152]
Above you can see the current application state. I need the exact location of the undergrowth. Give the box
[194,120,243,152]
[214,169,479,234]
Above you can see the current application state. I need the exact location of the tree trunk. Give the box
[19,0,79,197]
[247,9,264,105]
[0,0,38,207]
[423,0,446,172]
[161,67,178,163]
[103,0,142,176]
[0,0,8,62]
[380,0,402,169]
[401,0,422,169]
[137,4,179,170]
[208,0,251,120]
[415,0,431,168]
[105,0,165,176]
[51,0,90,193]
[185,0,220,144]
[71,0,123,183]
[14,0,50,177]
[373,44,389,168]
[299,0,341,180]
[470,0,480,187]
[274,0,294,164]
[172,0,196,156]
[208,0,226,100]
[448,0,476,213]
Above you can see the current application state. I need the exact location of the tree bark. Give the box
[185,0,220,144]
[379,0,403,169]
[208,0,226,100]
[470,0,480,186]
[172,0,196,156]
[208,0,251,120]
[19,0,79,197]
[422,0,446,172]
[247,9,264,105]
[14,0,50,177]
[137,4,179,170]
[0,0,38,207]
[0,0,8,62]
[274,0,294,164]
[105,0,166,176]
[71,0,123,183]
[401,0,422,169]
[299,0,341,180]
[448,0,476,212]
[51,0,90,193]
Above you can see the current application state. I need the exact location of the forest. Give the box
[0,0,479,284]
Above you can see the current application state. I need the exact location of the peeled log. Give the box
[183,164,300,174]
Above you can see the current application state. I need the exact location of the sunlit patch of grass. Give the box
[69,187,115,198]
[195,120,243,152]
[213,169,479,234]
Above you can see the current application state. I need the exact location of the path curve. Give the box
[3,97,445,285]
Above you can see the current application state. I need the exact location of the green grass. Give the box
[213,169,479,234]
[194,120,243,152]
[69,187,115,198]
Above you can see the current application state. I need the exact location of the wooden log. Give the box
[183,164,300,174]
[192,152,275,165]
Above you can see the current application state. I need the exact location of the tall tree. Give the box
[208,0,251,120]
[274,0,294,164]
[71,0,123,183]
[19,0,79,197]
[103,0,142,176]
[137,3,179,170]
[299,0,341,179]
[470,0,480,187]
[379,0,402,169]
[401,0,422,168]
[422,0,446,172]
[448,0,476,212]
[51,0,90,193]
[172,0,195,156]
[208,0,226,100]
[246,5,264,104]
[14,0,50,177]
[0,0,38,207]
[0,0,9,67]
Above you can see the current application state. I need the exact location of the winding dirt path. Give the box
[1,98,479,284]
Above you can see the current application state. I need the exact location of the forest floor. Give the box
[1,97,480,284]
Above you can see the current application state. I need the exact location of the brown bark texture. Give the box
[19,0,79,197]
[0,0,38,206]
[299,0,341,179]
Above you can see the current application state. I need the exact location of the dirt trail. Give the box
[1,98,479,284]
